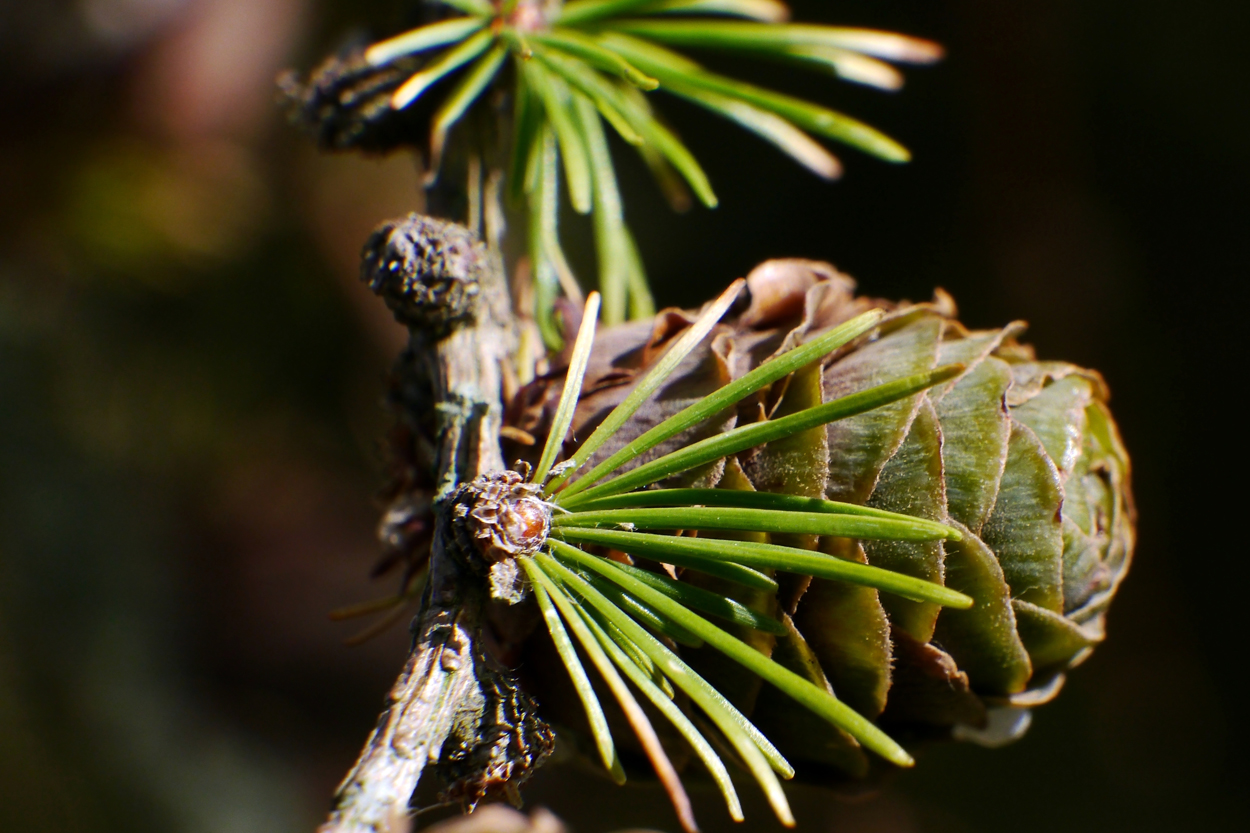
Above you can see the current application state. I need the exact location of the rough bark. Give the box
[319,215,521,833]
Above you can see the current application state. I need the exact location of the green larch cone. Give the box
[504,259,1133,780]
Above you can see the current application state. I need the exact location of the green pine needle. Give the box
[428,46,509,177]
[669,82,843,178]
[608,559,788,634]
[565,363,965,503]
[531,45,645,145]
[361,2,938,330]
[539,549,798,825]
[589,605,676,697]
[552,543,916,767]
[524,559,627,784]
[603,20,942,65]
[525,558,697,833]
[364,16,485,65]
[564,590,745,822]
[391,29,495,109]
[574,96,634,322]
[523,60,595,213]
[554,527,973,608]
[598,32,912,162]
[534,291,601,483]
[558,1,675,26]
[555,505,957,542]
[563,487,962,541]
[544,547,792,777]
[648,1,791,22]
[533,29,660,89]
[575,567,707,647]
[545,279,746,494]
[527,129,572,346]
[594,537,780,590]
[556,308,885,499]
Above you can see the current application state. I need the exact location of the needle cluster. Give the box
[450,282,969,829]
[310,1,940,337]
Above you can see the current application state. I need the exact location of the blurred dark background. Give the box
[1,1,1244,831]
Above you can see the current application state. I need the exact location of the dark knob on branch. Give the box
[362,214,485,335]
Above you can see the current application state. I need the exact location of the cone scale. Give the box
[502,260,1133,786]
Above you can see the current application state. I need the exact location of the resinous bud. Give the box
[450,468,551,604]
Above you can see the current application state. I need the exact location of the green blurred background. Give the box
[1,1,1244,831]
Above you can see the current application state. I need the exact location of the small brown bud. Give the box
[450,469,551,604]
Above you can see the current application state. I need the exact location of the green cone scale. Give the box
[504,260,1133,779]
